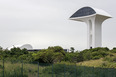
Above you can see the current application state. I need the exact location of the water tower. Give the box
[70,6,112,49]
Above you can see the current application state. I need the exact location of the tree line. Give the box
[0,46,116,63]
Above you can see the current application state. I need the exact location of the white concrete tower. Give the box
[70,7,112,49]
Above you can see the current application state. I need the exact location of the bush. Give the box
[112,57,116,62]
[103,56,116,62]
[0,64,3,69]
[110,47,116,53]
[92,56,101,60]
[43,64,79,77]
[103,56,113,62]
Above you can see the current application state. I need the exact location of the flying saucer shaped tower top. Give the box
[70,6,112,49]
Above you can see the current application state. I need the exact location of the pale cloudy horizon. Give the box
[0,0,116,50]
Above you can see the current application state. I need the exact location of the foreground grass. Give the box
[77,56,116,68]
[0,60,116,77]
[77,58,105,67]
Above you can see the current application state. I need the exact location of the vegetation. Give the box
[0,61,116,77]
[0,46,116,66]
[0,46,116,64]
[1,46,116,76]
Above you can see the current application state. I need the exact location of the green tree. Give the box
[33,46,65,63]
[48,46,65,55]
[70,47,75,53]
[110,47,116,53]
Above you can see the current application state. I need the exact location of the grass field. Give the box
[77,58,105,67]
[77,55,116,68]
[0,60,116,77]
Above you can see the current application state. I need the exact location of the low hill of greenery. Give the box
[1,46,116,68]
[77,53,116,68]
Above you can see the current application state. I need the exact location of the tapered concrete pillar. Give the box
[70,7,112,49]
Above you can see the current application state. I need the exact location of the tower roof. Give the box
[70,6,112,19]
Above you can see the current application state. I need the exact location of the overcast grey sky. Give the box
[0,0,116,50]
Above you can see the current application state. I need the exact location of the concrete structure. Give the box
[70,6,112,49]
[8,44,33,50]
